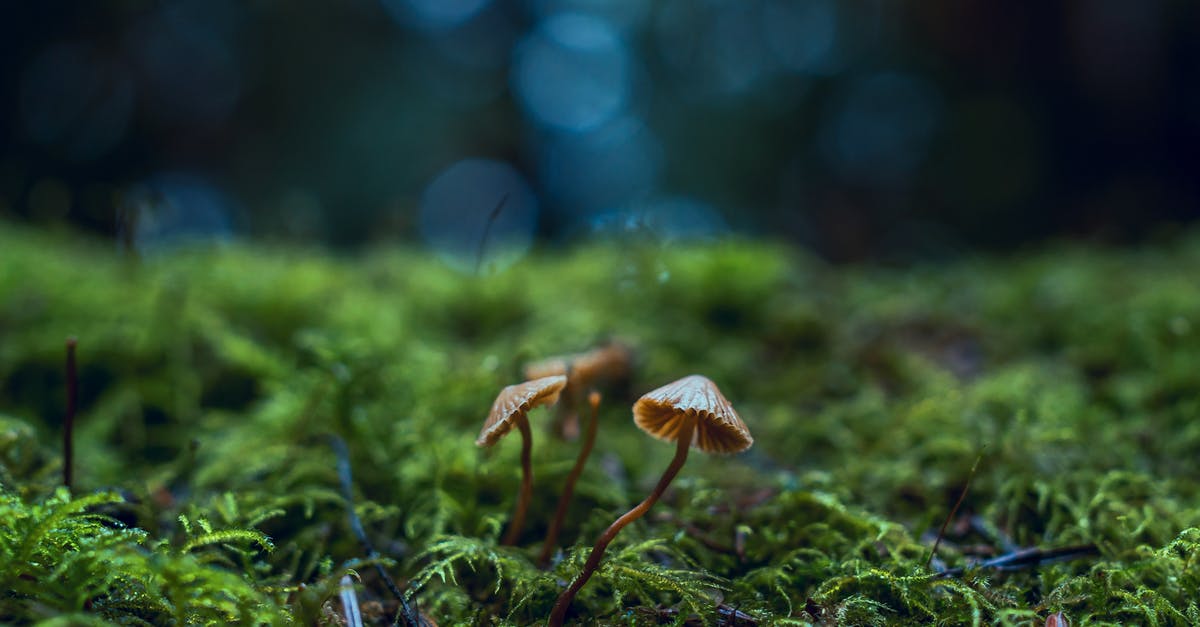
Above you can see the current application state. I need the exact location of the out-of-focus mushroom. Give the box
[538,390,603,567]
[547,375,752,625]
[477,375,567,545]
[523,341,633,438]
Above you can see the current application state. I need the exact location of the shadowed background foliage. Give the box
[2,0,1197,260]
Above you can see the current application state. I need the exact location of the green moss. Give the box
[2,223,1199,625]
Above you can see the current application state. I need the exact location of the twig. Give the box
[927,452,983,569]
[936,543,1098,579]
[474,193,509,276]
[64,337,78,491]
[328,435,423,627]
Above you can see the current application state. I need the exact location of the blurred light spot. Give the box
[126,0,242,127]
[524,0,650,31]
[591,197,726,242]
[28,178,72,221]
[512,13,630,131]
[418,159,538,274]
[656,0,776,97]
[122,173,234,253]
[820,73,942,187]
[708,3,774,93]
[536,116,662,218]
[19,43,134,162]
[381,0,491,31]
[763,0,837,74]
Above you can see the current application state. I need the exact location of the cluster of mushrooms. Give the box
[475,342,754,625]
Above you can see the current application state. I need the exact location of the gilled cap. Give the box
[476,375,567,447]
[633,375,753,454]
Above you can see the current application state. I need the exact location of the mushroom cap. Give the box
[523,341,633,388]
[633,375,753,454]
[522,356,569,382]
[476,375,568,447]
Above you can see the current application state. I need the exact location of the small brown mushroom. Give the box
[523,340,632,438]
[538,390,603,567]
[477,375,567,545]
[547,374,752,626]
[523,341,633,385]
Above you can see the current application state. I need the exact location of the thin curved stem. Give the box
[539,391,601,567]
[502,415,534,546]
[547,417,695,626]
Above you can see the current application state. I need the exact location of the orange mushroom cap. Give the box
[523,341,633,389]
[476,375,568,447]
[633,374,753,454]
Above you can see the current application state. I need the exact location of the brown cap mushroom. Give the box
[548,374,752,626]
[633,374,753,454]
[523,341,632,389]
[476,375,567,447]
[523,341,633,440]
[477,374,566,545]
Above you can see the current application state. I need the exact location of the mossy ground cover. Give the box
[1,222,1199,626]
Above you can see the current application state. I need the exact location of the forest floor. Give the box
[1,223,1198,625]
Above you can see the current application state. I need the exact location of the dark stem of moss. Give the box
[927,451,982,570]
[329,435,422,626]
[474,193,509,277]
[548,417,695,626]
[502,415,533,546]
[539,391,601,567]
[63,336,78,491]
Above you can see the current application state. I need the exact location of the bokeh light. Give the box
[524,0,650,31]
[655,0,778,97]
[535,115,662,221]
[381,0,493,31]
[2,0,1194,256]
[512,13,631,131]
[418,159,538,274]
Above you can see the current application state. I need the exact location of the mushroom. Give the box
[477,374,567,546]
[538,390,603,567]
[523,341,633,384]
[547,375,752,625]
[523,340,632,439]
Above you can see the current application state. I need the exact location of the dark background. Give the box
[1,0,1197,262]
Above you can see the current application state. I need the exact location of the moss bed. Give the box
[2,223,1199,625]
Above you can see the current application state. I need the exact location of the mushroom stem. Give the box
[538,391,601,567]
[547,417,695,626]
[502,415,534,546]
